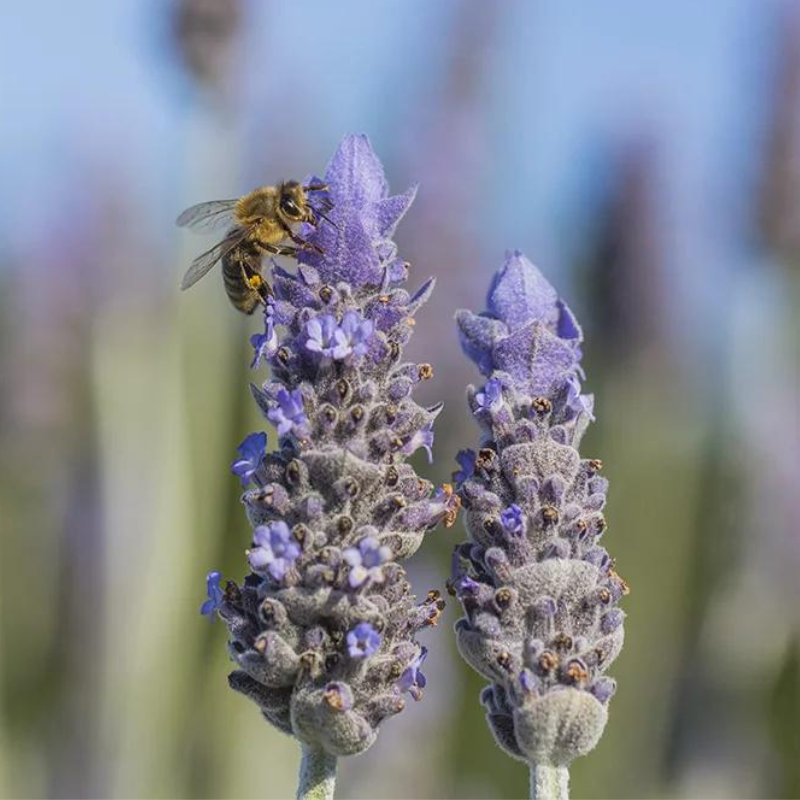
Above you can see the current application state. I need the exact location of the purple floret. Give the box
[248,521,301,581]
[346,622,381,659]
[500,504,525,536]
[397,646,427,700]
[342,536,392,588]
[474,377,503,413]
[231,432,267,486]
[267,388,308,437]
[200,570,224,619]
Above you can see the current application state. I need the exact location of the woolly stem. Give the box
[296,746,337,800]
[530,764,569,800]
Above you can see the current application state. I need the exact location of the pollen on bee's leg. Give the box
[247,275,263,289]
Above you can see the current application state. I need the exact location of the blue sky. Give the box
[0,0,783,349]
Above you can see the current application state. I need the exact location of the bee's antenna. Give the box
[317,211,338,230]
[303,183,330,193]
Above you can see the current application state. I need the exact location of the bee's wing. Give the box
[176,199,239,231]
[180,228,249,290]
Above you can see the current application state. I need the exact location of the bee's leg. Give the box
[283,229,325,256]
[261,243,299,257]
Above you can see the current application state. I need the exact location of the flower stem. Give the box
[530,764,569,800]
[296,746,337,800]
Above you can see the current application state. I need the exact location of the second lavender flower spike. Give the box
[451,252,628,798]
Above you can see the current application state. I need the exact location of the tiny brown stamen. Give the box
[319,285,333,303]
[598,588,611,604]
[596,516,607,532]
[385,405,398,424]
[323,406,337,423]
[254,637,268,654]
[588,458,603,472]
[594,647,606,665]
[299,651,318,670]
[552,632,573,651]
[418,363,434,380]
[392,496,406,509]
[542,505,559,523]
[496,651,512,670]
[532,397,552,414]
[337,516,353,534]
[495,588,513,609]
[351,405,365,422]
[344,479,359,498]
[610,569,630,596]
[323,688,346,711]
[388,342,400,360]
[385,466,399,486]
[389,662,403,679]
[336,379,350,399]
[277,347,290,365]
[575,519,587,533]
[565,660,589,684]
[539,651,559,672]
[476,448,496,470]
[426,589,441,603]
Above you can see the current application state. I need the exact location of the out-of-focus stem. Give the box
[296,746,336,800]
[530,764,569,800]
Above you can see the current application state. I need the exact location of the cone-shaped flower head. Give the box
[207,135,456,757]
[451,251,627,767]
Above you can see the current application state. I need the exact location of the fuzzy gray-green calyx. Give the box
[212,135,454,759]
[451,251,627,769]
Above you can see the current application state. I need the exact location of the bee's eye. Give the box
[281,198,301,217]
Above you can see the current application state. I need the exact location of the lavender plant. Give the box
[450,252,628,799]
[201,135,455,799]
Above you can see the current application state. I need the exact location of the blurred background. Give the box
[1,1,799,797]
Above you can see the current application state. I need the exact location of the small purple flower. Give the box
[342,536,392,588]
[250,301,278,368]
[200,570,224,619]
[337,310,374,360]
[248,521,301,581]
[453,449,476,484]
[305,314,340,359]
[231,432,267,486]
[346,622,381,659]
[474,377,503,413]
[397,646,427,700]
[401,421,434,463]
[267,388,308,437]
[500,504,525,536]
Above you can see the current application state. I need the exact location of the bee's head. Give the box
[278,181,307,222]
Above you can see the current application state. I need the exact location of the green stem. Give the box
[530,764,569,800]
[296,746,337,800]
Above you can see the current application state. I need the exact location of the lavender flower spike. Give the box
[452,252,628,798]
[213,135,455,798]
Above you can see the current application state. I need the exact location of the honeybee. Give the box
[177,180,333,314]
